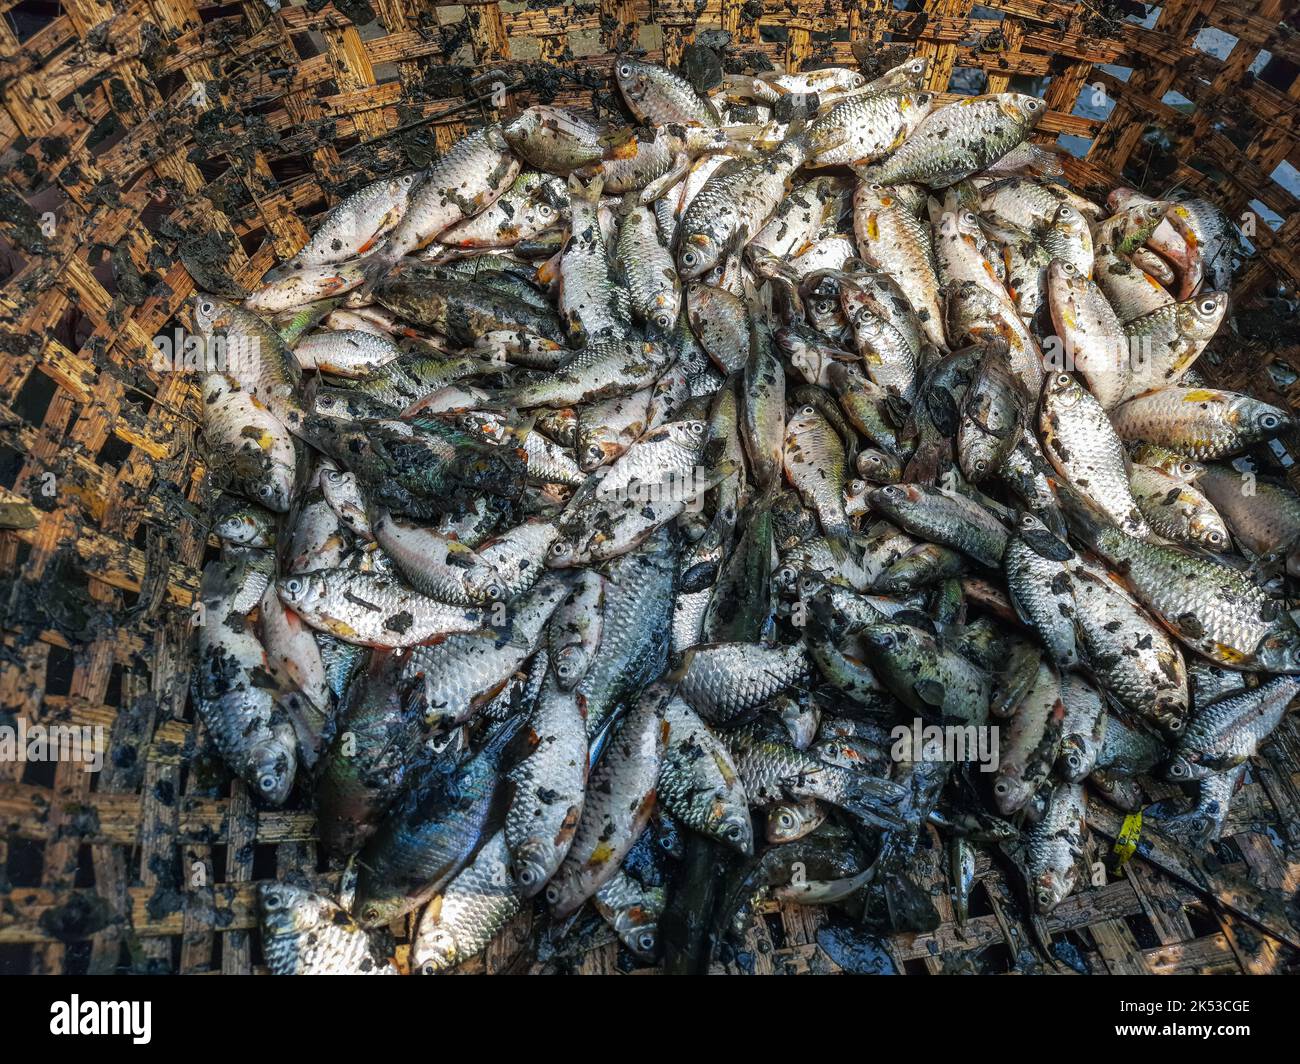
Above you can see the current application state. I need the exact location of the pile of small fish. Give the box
[191,54,1300,975]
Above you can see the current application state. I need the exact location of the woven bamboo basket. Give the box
[2,0,1299,975]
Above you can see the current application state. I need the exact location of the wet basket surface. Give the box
[2,0,1299,974]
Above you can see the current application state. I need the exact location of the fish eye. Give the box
[1260,413,1281,430]
[800,404,816,416]
[1180,462,1196,476]
[961,210,978,225]
[655,310,675,329]
[550,542,570,556]
[1056,373,1072,386]
[618,63,632,79]
[363,906,380,923]
[402,174,415,186]
[1026,98,1043,110]
[849,479,867,493]
[681,251,697,267]
[724,823,742,840]
[1019,513,1037,528]
[636,931,656,952]
[974,458,988,472]
[544,884,561,905]
[689,422,705,435]
[869,182,884,193]
[284,576,306,595]
[199,300,214,315]
[1199,299,1218,314]
[258,773,278,793]
[537,203,554,217]
[258,484,274,499]
[994,780,1009,795]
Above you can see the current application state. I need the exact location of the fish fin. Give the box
[913,677,947,708]
[567,169,605,202]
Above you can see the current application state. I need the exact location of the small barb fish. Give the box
[190,54,1294,973]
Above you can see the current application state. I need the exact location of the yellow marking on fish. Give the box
[1181,389,1221,402]
[326,620,360,639]
[712,750,738,787]
[865,215,880,241]
[588,842,616,867]
[1213,643,1248,665]
[1113,811,1141,873]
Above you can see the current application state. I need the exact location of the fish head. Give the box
[512,839,557,897]
[614,913,660,962]
[867,481,916,515]
[648,299,679,334]
[844,478,872,515]
[992,774,1036,817]
[1254,632,1300,675]
[1005,93,1047,127]
[1052,203,1088,236]
[958,431,1003,483]
[1058,736,1090,782]
[354,891,407,930]
[545,532,582,568]
[277,572,322,612]
[1047,258,1085,296]
[713,804,755,855]
[1033,865,1075,914]
[191,293,233,335]
[579,435,618,472]
[553,647,586,686]
[1175,292,1227,340]
[860,620,923,659]
[1043,370,1086,409]
[613,57,649,95]
[857,450,900,484]
[678,232,722,279]
[214,511,258,543]
[259,883,323,936]
[247,738,296,806]
[766,802,822,843]
[414,928,460,974]
[1189,512,1230,552]
[1237,397,1291,439]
